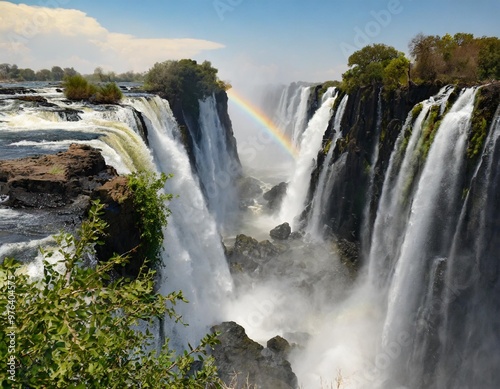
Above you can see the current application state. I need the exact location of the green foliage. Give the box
[383,55,410,91]
[128,171,173,265]
[94,83,124,104]
[0,201,222,388]
[409,32,500,83]
[412,103,424,118]
[317,81,340,101]
[63,75,123,104]
[467,88,498,161]
[341,44,406,92]
[145,59,230,117]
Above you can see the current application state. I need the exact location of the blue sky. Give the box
[1,0,499,88]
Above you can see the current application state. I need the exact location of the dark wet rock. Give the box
[92,176,145,279]
[336,238,361,265]
[270,222,292,240]
[263,181,287,210]
[289,231,303,240]
[238,176,263,199]
[0,143,116,208]
[227,234,283,272]
[211,321,298,389]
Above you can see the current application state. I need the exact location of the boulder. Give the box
[228,234,282,273]
[263,182,287,210]
[270,222,291,240]
[238,176,263,199]
[211,322,297,389]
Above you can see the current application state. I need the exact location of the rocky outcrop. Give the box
[0,144,116,208]
[91,176,145,278]
[211,321,298,389]
[270,222,291,240]
[0,144,145,278]
[263,182,287,211]
[227,234,284,273]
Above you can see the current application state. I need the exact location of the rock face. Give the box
[92,176,144,278]
[227,234,283,273]
[304,83,443,263]
[270,222,292,240]
[211,321,298,389]
[263,182,287,210]
[0,144,116,208]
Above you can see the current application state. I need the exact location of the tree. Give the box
[341,44,404,91]
[63,67,79,78]
[145,59,230,116]
[19,68,36,81]
[0,199,222,388]
[383,55,410,90]
[51,66,65,81]
[478,36,500,80]
[36,69,52,81]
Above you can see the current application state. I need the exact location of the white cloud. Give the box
[0,1,225,72]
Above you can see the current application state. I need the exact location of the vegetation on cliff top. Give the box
[340,33,500,92]
[144,59,230,117]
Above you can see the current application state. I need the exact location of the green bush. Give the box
[128,171,173,266]
[62,74,97,100]
[93,83,123,104]
[63,75,123,104]
[0,201,222,388]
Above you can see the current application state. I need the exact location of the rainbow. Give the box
[227,89,299,158]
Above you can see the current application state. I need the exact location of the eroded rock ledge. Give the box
[0,144,116,208]
[0,144,144,277]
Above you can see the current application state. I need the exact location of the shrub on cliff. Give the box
[128,171,172,266]
[0,201,222,388]
[144,59,230,116]
[63,75,123,104]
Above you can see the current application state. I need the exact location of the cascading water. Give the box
[360,88,383,253]
[367,85,455,286]
[279,87,337,229]
[306,94,349,239]
[432,104,500,389]
[273,84,311,146]
[377,87,478,386]
[196,95,239,230]
[128,96,233,346]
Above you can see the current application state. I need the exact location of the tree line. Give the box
[0,64,145,83]
[342,32,500,92]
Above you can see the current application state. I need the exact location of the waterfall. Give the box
[128,96,233,346]
[360,88,383,253]
[279,87,337,229]
[305,94,349,239]
[196,95,239,230]
[431,104,500,388]
[379,87,477,386]
[273,84,311,146]
[367,85,455,285]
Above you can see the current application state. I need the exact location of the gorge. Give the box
[1,75,499,389]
